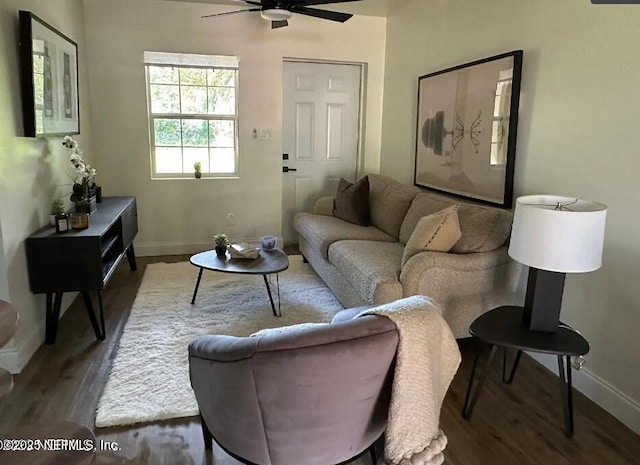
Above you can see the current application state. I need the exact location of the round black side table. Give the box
[461,306,589,437]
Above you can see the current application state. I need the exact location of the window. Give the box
[144,52,239,178]
[31,39,47,134]
[490,68,513,166]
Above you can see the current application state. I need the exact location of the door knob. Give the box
[282,167,298,173]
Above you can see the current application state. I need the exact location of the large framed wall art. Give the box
[19,10,80,137]
[414,50,523,208]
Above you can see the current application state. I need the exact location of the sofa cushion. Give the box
[401,205,462,267]
[333,177,370,226]
[399,192,458,244]
[328,240,405,304]
[294,212,395,259]
[368,174,420,239]
[399,192,513,253]
[451,205,513,253]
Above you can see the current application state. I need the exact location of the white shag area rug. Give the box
[95,256,343,428]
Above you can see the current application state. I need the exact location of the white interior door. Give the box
[282,60,363,244]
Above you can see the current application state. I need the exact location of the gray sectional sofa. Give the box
[293,174,524,338]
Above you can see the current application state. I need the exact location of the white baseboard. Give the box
[0,345,20,374]
[135,238,283,257]
[0,294,76,374]
[0,317,44,374]
[527,352,640,434]
[135,240,214,257]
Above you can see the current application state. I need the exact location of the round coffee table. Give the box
[189,248,289,317]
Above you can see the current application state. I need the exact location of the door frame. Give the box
[282,57,366,181]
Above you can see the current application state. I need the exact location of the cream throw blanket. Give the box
[359,296,461,465]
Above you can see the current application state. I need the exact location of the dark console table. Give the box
[25,196,138,344]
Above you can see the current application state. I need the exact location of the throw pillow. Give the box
[250,322,329,338]
[401,205,462,267]
[333,176,370,226]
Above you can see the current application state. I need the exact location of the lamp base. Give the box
[523,268,566,332]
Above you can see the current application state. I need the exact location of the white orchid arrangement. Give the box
[62,135,97,202]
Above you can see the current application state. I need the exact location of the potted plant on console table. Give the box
[49,198,65,226]
[63,135,98,214]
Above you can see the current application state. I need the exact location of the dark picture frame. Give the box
[19,10,80,138]
[414,50,523,208]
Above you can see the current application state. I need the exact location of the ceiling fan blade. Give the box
[299,0,361,5]
[291,6,353,23]
[201,7,261,19]
[206,0,262,5]
[272,20,289,29]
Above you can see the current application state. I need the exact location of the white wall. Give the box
[0,0,93,372]
[381,0,640,432]
[82,0,386,256]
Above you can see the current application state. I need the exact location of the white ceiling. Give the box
[150,0,395,17]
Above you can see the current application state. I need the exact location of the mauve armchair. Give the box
[188,306,398,465]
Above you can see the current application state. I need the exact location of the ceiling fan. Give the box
[202,0,362,29]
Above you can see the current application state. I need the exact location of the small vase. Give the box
[195,172,202,179]
[215,245,227,257]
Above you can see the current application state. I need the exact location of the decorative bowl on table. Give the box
[260,235,277,251]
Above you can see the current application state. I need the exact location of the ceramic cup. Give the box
[261,235,277,251]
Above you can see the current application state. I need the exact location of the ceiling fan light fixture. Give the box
[261,8,292,22]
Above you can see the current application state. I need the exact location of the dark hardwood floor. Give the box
[1,254,638,465]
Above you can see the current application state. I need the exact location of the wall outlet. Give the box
[226,213,235,226]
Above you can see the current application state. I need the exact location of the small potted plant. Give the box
[194,161,202,179]
[49,198,65,226]
[213,233,229,257]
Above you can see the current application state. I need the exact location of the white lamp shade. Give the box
[508,195,607,273]
[261,8,292,21]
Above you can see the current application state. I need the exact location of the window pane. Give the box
[150,84,179,113]
[181,86,207,114]
[155,147,183,173]
[183,148,209,173]
[494,96,502,117]
[180,68,207,86]
[33,55,44,74]
[154,118,181,146]
[208,87,235,115]
[491,120,501,142]
[33,74,44,106]
[490,144,499,165]
[149,66,179,84]
[210,147,235,173]
[209,120,235,147]
[208,69,235,87]
[36,109,43,134]
[182,119,209,146]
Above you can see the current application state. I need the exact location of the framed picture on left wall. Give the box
[19,10,80,137]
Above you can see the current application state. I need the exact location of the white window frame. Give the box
[490,68,513,166]
[144,52,239,179]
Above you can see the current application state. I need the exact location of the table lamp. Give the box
[508,195,607,332]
